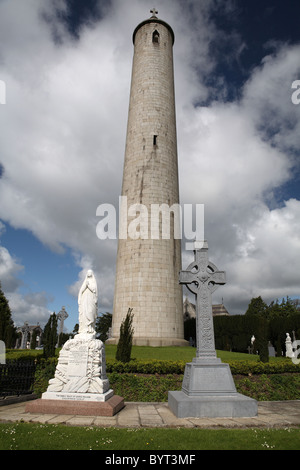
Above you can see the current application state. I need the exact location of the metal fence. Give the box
[0,361,37,397]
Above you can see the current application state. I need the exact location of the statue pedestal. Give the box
[26,269,124,417]
[26,331,125,417]
[26,395,124,417]
[168,358,257,418]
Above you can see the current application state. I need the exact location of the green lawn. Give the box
[104,345,278,362]
[0,422,299,450]
[5,345,280,363]
[2,347,300,451]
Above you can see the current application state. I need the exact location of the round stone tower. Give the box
[108,10,187,347]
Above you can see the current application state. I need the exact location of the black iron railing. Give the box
[0,361,37,397]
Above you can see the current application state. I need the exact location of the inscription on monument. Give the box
[67,348,88,377]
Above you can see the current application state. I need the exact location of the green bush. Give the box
[106,359,186,374]
[116,308,134,363]
[105,358,299,375]
[5,349,44,362]
[228,359,299,375]
[235,373,300,401]
[12,346,298,400]
[32,358,57,396]
[108,372,183,402]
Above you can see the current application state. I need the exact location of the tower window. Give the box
[153,135,157,146]
[152,30,159,44]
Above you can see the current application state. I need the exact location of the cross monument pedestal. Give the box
[168,241,258,418]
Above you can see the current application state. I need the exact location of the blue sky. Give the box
[0,0,300,333]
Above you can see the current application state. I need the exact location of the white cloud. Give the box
[0,0,299,324]
[178,39,300,313]
[223,198,300,311]
[7,291,53,327]
[242,43,300,154]
[0,245,23,293]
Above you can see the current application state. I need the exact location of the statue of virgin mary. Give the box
[78,269,98,334]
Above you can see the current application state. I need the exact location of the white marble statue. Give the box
[43,269,112,400]
[285,333,294,358]
[78,269,98,335]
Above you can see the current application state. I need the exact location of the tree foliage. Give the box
[245,296,268,317]
[95,312,112,342]
[246,296,299,319]
[184,295,300,362]
[0,282,17,348]
[43,313,58,358]
[116,308,134,363]
[268,297,299,318]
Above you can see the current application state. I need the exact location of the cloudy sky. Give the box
[0,0,300,332]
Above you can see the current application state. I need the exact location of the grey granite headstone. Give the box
[168,241,258,418]
[268,341,276,357]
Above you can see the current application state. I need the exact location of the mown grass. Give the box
[5,346,279,363]
[105,345,272,363]
[0,422,299,450]
[2,347,300,451]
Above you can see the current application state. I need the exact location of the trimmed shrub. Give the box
[116,308,134,363]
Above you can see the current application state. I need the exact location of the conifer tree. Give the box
[43,313,58,358]
[0,282,17,348]
[116,308,134,363]
[95,312,112,342]
[255,316,269,363]
[245,296,268,317]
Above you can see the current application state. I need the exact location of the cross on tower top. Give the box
[150,7,158,17]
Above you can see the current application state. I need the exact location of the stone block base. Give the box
[25,395,125,417]
[168,391,258,418]
[106,337,189,347]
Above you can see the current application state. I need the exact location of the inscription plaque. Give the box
[67,348,88,377]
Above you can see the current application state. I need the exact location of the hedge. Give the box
[5,351,300,376]
[227,359,300,375]
[105,358,299,375]
[106,359,186,374]
[30,357,299,398]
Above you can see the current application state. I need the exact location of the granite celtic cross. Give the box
[180,241,226,361]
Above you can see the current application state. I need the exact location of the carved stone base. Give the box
[181,360,237,396]
[45,335,110,395]
[168,359,258,418]
[25,395,125,417]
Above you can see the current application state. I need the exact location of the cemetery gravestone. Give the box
[0,341,5,365]
[268,341,276,357]
[57,306,68,337]
[168,241,258,418]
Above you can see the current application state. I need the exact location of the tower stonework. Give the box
[108,12,187,347]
